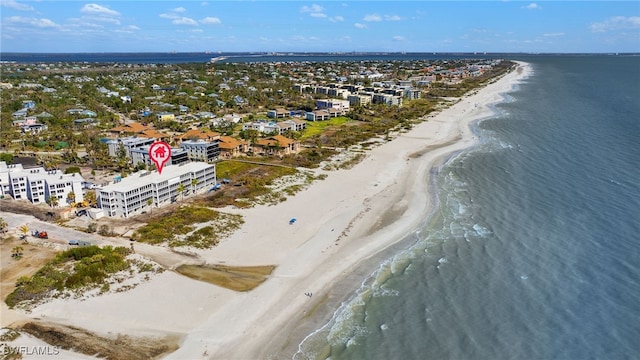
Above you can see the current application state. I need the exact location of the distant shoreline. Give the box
[2,52,631,65]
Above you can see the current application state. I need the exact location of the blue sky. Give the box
[1,1,639,53]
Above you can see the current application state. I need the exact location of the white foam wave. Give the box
[472,223,492,237]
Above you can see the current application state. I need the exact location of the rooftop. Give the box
[98,161,213,193]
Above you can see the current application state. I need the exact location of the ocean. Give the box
[295,55,640,359]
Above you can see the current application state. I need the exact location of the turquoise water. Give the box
[296,55,640,359]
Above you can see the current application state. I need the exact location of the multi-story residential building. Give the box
[180,140,221,163]
[276,119,306,133]
[0,161,84,206]
[372,93,403,106]
[316,99,350,111]
[267,108,290,119]
[129,146,189,167]
[306,110,331,121]
[305,108,344,121]
[347,94,372,106]
[252,135,300,156]
[97,161,216,218]
[106,136,154,157]
[242,120,281,134]
[176,129,220,144]
[218,136,249,159]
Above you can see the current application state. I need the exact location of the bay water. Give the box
[296,55,640,360]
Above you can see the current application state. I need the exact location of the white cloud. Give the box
[1,0,34,11]
[81,3,120,17]
[173,7,186,13]
[385,15,401,21]
[543,32,565,37]
[301,4,324,13]
[523,3,541,10]
[354,23,367,29]
[160,13,178,20]
[363,14,382,22]
[115,25,141,33]
[311,12,327,18]
[392,36,406,41]
[172,17,198,26]
[6,15,59,28]
[590,16,640,33]
[83,15,121,25]
[329,15,344,22]
[200,17,221,25]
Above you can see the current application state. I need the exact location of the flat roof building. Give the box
[97,161,216,218]
[0,161,84,206]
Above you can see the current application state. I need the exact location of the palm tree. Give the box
[176,183,186,201]
[12,246,24,259]
[84,190,97,207]
[146,198,153,213]
[191,178,199,196]
[67,191,76,205]
[0,218,7,237]
[47,195,59,208]
[19,225,29,242]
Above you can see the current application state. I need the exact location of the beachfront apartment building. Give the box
[252,135,300,156]
[97,161,216,218]
[372,93,403,106]
[0,161,84,206]
[316,99,350,111]
[106,136,155,157]
[347,94,372,106]
[129,146,189,167]
[305,108,345,121]
[180,140,221,163]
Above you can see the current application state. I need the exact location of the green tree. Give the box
[12,246,24,259]
[191,178,199,195]
[47,195,59,208]
[67,191,76,205]
[0,152,14,164]
[0,217,8,237]
[177,183,186,201]
[64,166,82,174]
[84,190,97,207]
[19,225,29,241]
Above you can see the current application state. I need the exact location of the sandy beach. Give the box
[2,61,531,359]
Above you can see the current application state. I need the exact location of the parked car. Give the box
[69,240,91,246]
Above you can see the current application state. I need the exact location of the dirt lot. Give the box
[19,322,179,360]
[0,235,58,311]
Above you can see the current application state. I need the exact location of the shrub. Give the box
[5,246,131,308]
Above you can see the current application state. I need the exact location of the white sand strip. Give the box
[168,61,532,359]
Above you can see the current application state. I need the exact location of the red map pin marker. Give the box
[149,141,171,174]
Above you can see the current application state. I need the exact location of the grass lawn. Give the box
[301,116,352,140]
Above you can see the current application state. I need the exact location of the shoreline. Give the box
[1,61,532,359]
[170,61,532,359]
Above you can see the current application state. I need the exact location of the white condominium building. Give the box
[0,161,84,206]
[97,161,216,218]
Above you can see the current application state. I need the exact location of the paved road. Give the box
[1,212,199,268]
